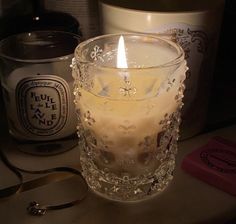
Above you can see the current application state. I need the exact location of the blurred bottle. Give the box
[0,0,82,40]
[0,0,31,16]
[0,0,31,39]
[43,0,100,39]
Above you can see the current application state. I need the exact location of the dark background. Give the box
[206,0,236,132]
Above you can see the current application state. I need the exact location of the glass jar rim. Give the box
[0,30,81,63]
[74,33,185,70]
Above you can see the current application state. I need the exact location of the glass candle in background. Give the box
[72,33,187,201]
[0,31,81,155]
[99,0,225,139]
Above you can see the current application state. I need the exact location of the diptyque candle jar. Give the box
[72,33,187,201]
[0,31,81,155]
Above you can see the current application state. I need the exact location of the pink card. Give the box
[181,136,236,196]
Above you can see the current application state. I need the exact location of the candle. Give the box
[1,62,76,141]
[73,34,187,201]
[0,31,80,145]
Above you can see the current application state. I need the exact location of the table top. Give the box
[0,121,236,224]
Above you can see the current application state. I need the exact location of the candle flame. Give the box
[117,35,128,68]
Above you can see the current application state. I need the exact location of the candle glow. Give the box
[117,35,128,68]
[73,34,187,201]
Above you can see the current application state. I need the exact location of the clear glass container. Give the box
[72,33,187,201]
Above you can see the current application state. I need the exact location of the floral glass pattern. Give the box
[72,34,187,201]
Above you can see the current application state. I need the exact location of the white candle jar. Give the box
[0,31,81,155]
[99,0,224,139]
[72,33,187,201]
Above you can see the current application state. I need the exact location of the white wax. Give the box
[75,62,185,162]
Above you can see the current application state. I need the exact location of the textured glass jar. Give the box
[72,33,187,201]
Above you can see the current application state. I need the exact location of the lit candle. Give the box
[73,34,186,200]
[75,35,185,174]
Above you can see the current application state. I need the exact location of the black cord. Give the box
[0,149,88,216]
